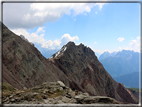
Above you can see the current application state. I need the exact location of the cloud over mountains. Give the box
[12,28,79,50]
[4,2,104,50]
[4,3,105,29]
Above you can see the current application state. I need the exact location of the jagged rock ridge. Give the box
[2,23,137,104]
[49,42,137,103]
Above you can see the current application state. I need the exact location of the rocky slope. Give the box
[2,23,70,89]
[2,23,137,104]
[49,42,137,103]
[127,88,140,103]
[2,81,127,104]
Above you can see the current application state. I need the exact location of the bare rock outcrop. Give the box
[2,81,126,104]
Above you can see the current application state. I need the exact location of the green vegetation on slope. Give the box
[127,88,141,92]
[2,82,15,92]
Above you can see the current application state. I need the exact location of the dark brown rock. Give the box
[2,23,70,89]
[126,88,140,103]
[49,41,137,104]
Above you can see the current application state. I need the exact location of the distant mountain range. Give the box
[2,23,137,104]
[113,72,139,88]
[99,51,117,60]
[99,50,139,77]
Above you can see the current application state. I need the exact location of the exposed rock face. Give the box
[49,42,136,103]
[2,81,126,104]
[2,23,70,89]
[127,88,140,103]
[2,23,137,104]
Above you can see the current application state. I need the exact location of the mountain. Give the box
[2,23,70,89]
[113,72,139,88]
[99,51,117,60]
[2,23,137,103]
[99,50,139,77]
[49,42,137,103]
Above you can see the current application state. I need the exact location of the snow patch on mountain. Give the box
[50,46,67,59]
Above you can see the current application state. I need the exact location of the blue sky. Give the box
[3,2,140,58]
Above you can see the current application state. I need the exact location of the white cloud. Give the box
[41,39,62,50]
[3,3,105,29]
[36,27,45,33]
[118,47,122,51]
[124,36,140,52]
[117,37,125,42]
[95,3,105,10]
[94,42,97,44]
[93,49,105,55]
[116,36,140,53]
[11,28,46,45]
[84,13,87,16]
[11,28,79,50]
[93,36,140,54]
[61,34,79,45]
[41,34,79,49]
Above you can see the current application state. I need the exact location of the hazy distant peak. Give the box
[99,51,112,60]
[104,51,110,54]
[99,50,139,60]
[119,50,134,54]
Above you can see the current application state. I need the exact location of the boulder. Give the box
[57,81,65,87]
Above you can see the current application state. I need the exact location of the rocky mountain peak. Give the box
[50,41,94,60]
[66,41,76,47]
[50,41,96,62]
